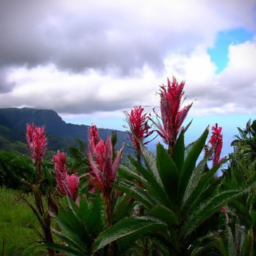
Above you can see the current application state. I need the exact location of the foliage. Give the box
[42,194,105,256]
[0,187,51,255]
[2,79,256,256]
[95,128,244,255]
[0,151,34,191]
[21,123,58,256]
[0,108,132,160]
[219,148,256,255]
[231,119,256,166]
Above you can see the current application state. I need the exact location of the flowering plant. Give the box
[124,105,154,163]
[26,123,47,179]
[53,150,80,202]
[150,77,192,155]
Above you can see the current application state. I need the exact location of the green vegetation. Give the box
[1,79,256,255]
[1,118,256,255]
[0,187,49,255]
[0,108,132,159]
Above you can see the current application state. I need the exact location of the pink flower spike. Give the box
[59,172,80,200]
[26,123,47,179]
[67,173,80,200]
[88,125,124,195]
[52,150,80,201]
[89,125,99,150]
[52,150,67,173]
[124,106,154,163]
[150,77,192,155]
[208,123,223,166]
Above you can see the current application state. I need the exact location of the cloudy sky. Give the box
[0,0,256,154]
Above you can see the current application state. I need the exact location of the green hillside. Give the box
[0,108,132,160]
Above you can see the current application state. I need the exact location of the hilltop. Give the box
[0,108,132,159]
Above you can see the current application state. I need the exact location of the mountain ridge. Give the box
[0,108,132,159]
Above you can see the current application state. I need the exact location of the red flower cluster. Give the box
[208,123,223,166]
[151,77,192,153]
[26,124,47,163]
[88,125,124,195]
[124,106,153,163]
[52,150,80,200]
[26,123,47,179]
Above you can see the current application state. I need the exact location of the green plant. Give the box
[94,128,245,255]
[22,124,57,256]
[0,151,35,192]
[0,187,48,255]
[231,119,256,166]
[43,194,106,256]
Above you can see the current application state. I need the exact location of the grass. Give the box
[0,187,51,255]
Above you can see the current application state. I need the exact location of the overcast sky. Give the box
[0,0,256,153]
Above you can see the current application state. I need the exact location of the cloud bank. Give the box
[0,0,255,122]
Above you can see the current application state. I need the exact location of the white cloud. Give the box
[1,39,255,119]
[0,0,255,126]
[0,0,255,72]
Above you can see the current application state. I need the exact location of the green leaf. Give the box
[114,182,158,208]
[54,219,87,251]
[182,158,207,208]
[93,217,167,253]
[214,237,228,256]
[149,205,179,226]
[40,243,81,255]
[232,200,247,216]
[21,244,42,256]
[249,210,256,227]
[226,225,235,256]
[53,198,92,252]
[113,193,135,223]
[141,144,163,190]
[191,239,222,256]
[172,130,185,172]
[183,190,240,237]
[178,128,209,200]
[251,120,256,133]
[240,230,254,256]
[118,164,148,187]
[123,156,169,206]
[181,159,224,214]
[231,139,239,147]
[80,194,105,236]
[156,143,179,207]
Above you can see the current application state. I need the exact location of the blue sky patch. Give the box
[207,28,254,74]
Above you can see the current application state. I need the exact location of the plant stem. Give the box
[105,193,115,256]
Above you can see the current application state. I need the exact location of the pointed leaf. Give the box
[178,128,209,200]
[141,144,163,189]
[40,243,81,255]
[93,217,167,253]
[183,190,240,237]
[172,130,185,172]
[226,225,235,256]
[114,182,158,208]
[182,158,207,208]
[126,156,170,205]
[149,205,179,226]
[156,143,179,207]
[181,159,224,213]
[240,230,254,256]
[118,164,148,187]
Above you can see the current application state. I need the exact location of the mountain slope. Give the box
[0,108,132,159]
